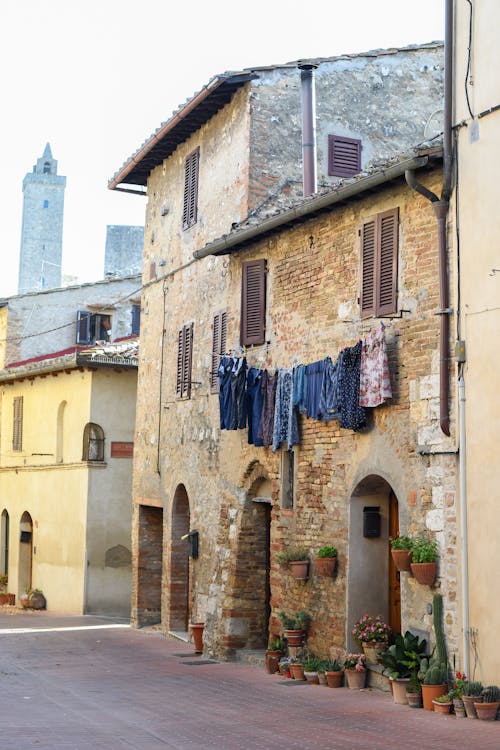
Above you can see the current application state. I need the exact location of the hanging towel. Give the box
[272,368,299,451]
[258,369,277,447]
[229,357,247,430]
[218,356,233,430]
[292,363,308,414]
[359,326,392,407]
[318,355,342,422]
[338,342,366,432]
[246,368,264,446]
[305,359,326,420]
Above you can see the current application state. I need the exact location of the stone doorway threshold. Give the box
[169,630,189,642]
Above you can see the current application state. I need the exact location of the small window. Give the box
[360,208,399,318]
[281,448,296,510]
[328,135,362,178]
[43,162,51,174]
[82,423,105,461]
[131,304,141,336]
[12,397,23,452]
[43,199,49,208]
[182,147,200,230]
[76,311,112,344]
[176,322,194,399]
[241,259,266,346]
[210,310,227,392]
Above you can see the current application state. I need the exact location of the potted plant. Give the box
[314,545,338,577]
[316,658,330,685]
[289,650,306,681]
[278,609,311,646]
[449,670,468,717]
[265,637,285,674]
[462,680,483,718]
[343,653,367,689]
[379,630,427,705]
[406,675,423,708]
[433,693,453,715]
[29,588,46,610]
[475,686,500,721]
[0,574,15,606]
[324,657,344,688]
[276,546,309,581]
[418,593,449,710]
[390,535,413,572]
[352,614,391,662]
[302,652,321,684]
[410,535,438,585]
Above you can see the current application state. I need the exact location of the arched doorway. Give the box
[134,504,163,628]
[346,475,401,650]
[0,510,9,575]
[169,484,191,636]
[18,511,33,597]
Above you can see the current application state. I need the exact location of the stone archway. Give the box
[346,474,401,650]
[18,511,33,597]
[168,484,191,636]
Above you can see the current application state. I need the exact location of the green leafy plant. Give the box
[302,652,321,672]
[278,609,311,631]
[411,535,438,563]
[323,657,342,672]
[449,671,468,699]
[407,674,422,694]
[379,630,428,680]
[317,545,337,558]
[268,637,284,651]
[276,546,309,566]
[390,535,413,550]
[462,680,483,697]
[434,693,452,703]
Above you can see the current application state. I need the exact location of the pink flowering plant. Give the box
[343,653,366,671]
[352,614,391,644]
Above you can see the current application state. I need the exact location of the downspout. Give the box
[298,63,318,197]
[458,373,470,676]
[405,0,453,437]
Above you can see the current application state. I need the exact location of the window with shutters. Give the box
[241,259,266,346]
[131,304,141,336]
[210,310,227,393]
[176,322,194,399]
[76,310,112,344]
[328,135,362,178]
[12,397,23,452]
[360,208,399,318]
[182,147,200,230]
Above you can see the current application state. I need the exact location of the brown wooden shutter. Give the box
[211,310,227,392]
[328,135,361,177]
[176,323,194,398]
[377,209,399,315]
[361,219,376,317]
[182,148,199,230]
[360,209,398,318]
[241,259,266,346]
[12,396,23,451]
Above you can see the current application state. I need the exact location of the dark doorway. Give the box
[136,505,163,627]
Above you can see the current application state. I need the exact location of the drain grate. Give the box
[181,659,218,665]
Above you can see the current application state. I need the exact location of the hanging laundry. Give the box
[318,354,342,422]
[338,342,366,432]
[229,356,248,430]
[272,368,299,452]
[305,359,326,420]
[359,325,392,407]
[258,369,277,447]
[218,356,234,430]
[246,367,264,446]
[292,363,308,414]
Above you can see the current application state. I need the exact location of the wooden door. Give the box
[388,491,401,634]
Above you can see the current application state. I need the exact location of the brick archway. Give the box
[169,484,191,634]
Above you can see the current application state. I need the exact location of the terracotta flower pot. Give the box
[433,699,452,715]
[410,561,437,586]
[289,663,305,681]
[318,673,328,686]
[0,593,15,605]
[288,560,309,581]
[462,694,480,718]
[453,698,466,717]
[284,628,305,647]
[314,557,337,577]
[391,677,410,705]
[345,668,367,690]
[361,641,387,663]
[421,683,448,710]
[265,649,283,674]
[325,670,343,688]
[391,548,412,572]
[304,671,319,685]
[474,701,499,721]
[406,691,423,708]
[189,622,205,654]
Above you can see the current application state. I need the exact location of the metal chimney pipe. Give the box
[299,63,318,197]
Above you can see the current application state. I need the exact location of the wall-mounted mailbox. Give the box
[188,530,199,559]
[20,530,32,543]
[363,506,381,538]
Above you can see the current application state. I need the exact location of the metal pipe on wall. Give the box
[298,63,318,197]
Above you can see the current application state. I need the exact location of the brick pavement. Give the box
[0,608,498,750]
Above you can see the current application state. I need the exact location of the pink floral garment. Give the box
[359,326,392,407]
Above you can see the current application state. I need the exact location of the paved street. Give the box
[0,609,498,750]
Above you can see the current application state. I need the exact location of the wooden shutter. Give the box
[360,208,398,318]
[182,148,199,230]
[176,323,194,399]
[211,310,227,392]
[328,135,361,177]
[12,397,23,451]
[131,304,141,336]
[76,310,91,344]
[241,259,266,346]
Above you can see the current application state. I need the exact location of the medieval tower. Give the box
[18,143,66,294]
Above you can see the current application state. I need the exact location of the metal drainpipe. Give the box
[458,374,470,676]
[298,63,318,197]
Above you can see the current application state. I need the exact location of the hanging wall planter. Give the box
[410,562,437,586]
[288,560,309,581]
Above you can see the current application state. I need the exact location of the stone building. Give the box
[109,44,451,659]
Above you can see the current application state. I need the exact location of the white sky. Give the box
[0,0,444,298]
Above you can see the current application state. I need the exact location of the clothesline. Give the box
[217,324,392,452]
